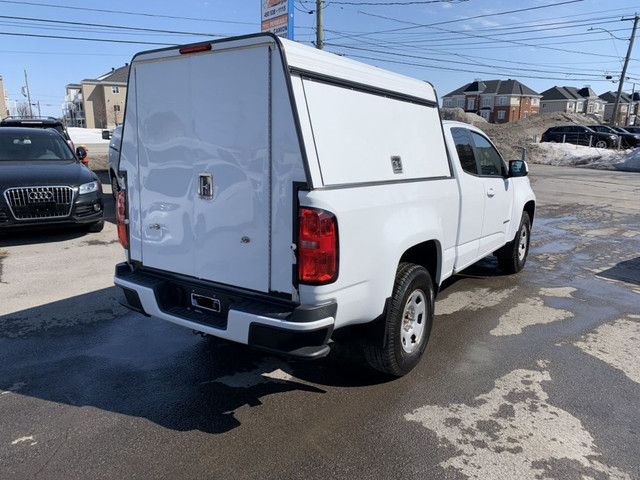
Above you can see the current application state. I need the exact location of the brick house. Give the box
[441,79,541,123]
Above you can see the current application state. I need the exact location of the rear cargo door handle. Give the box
[198,173,213,200]
[486,187,495,198]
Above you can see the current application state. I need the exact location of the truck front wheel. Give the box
[363,263,434,377]
[496,211,531,274]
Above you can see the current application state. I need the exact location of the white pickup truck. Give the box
[113,34,535,376]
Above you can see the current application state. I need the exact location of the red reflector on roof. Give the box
[179,44,212,54]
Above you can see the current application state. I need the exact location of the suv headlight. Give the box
[79,181,100,195]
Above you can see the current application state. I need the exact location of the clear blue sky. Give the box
[1,0,639,119]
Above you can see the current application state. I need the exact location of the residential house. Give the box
[539,86,606,119]
[63,65,129,129]
[0,76,8,118]
[441,79,541,123]
[599,90,639,126]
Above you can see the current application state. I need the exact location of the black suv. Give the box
[1,116,74,150]
[540,125,619,148]
[590,125,640,149]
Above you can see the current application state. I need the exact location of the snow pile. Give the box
[526,143,640,171]
[68,127,109,144]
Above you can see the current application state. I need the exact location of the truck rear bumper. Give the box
[113,263,335,359]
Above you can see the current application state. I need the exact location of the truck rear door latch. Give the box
[198,173,214,200]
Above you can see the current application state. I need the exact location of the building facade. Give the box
[441,79,541,123]
[598,91,639,126]
[0,76,8,118]
[63,65,129,129]
[539,86,606,119]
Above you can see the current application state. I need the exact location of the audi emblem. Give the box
[29,191,54,201]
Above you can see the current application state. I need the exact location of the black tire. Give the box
[363,263,434,377]
[110,172,120,199]
[88,219,104,233]
[496,212,531,274]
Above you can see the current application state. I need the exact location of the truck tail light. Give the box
[116,190,128,249]
[298,208,338,284]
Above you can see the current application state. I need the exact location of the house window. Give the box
[497,111,505,120]
[480,111,490,120]
[498,97,507,105]
[577,102,583,111]
[457,99,464,108]
[482,97,491,107]
[467,98,475,110]
[621,105,628,112]
[524,111,528,119]
[588,104,594,114]
[113,105,121,112]
[444,99,452,107]
[111,86,120,94]
[568,102,575,110]
[532,98,539,106]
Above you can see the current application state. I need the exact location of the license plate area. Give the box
[191,292,221,313]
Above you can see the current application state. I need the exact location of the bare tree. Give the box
[92,96,107,129]
[16,102,31,116]
[108,104,123,128]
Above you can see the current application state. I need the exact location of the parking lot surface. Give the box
[1,165,639,479]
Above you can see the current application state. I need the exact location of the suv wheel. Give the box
[594,139,608,148]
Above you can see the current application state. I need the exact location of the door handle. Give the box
[486,187,495,198]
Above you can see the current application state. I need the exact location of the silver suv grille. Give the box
[4,186,74,220]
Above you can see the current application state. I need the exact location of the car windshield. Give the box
[0,131,75,161]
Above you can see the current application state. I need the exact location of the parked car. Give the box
[0,116,77,153]
[108,125,123,197]
[591,125,640,148]
[540,125,619,148]
[620,126,640,135]
[0,127,104,233]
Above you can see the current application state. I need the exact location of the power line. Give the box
[321,0,586,41]
[0,0,256,26]
[0,14,225,38]
[0,31,170,46]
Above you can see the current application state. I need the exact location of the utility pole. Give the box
[24,69,33,118]
[316,0,323,50]
[610,15,638,126]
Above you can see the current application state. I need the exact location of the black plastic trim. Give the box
[291,68,439,108]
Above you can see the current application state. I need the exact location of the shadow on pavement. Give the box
[0,287,390,435]
[597,257,640,286]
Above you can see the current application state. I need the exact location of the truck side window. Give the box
[469,131,505,177]
[451,127,478,175]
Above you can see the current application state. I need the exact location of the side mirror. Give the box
[76,146,88,163]
[102,130,112,140]
[508,160,528,177]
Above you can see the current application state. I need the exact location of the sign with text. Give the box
[261,0,293,40]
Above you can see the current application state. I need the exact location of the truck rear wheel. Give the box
[496,211,530,274]
[363,263,434,377]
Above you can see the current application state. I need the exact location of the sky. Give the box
[1,0,639,118]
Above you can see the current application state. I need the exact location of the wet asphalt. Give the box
[0,165,638,480]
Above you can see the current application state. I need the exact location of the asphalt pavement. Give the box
[0,165,638,480]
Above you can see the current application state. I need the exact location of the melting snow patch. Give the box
[490,295,573,337]
[574,316,640,385]
[405,366,631,479]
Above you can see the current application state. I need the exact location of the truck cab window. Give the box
[470,131,505,177]
[451,127,478,175]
